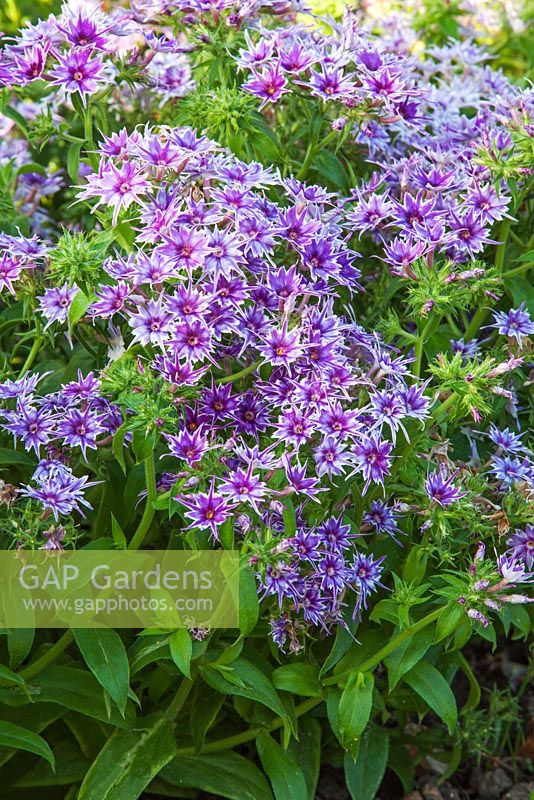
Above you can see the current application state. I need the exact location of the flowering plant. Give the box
[0,0,532,797]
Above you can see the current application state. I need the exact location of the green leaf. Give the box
[319,614,358,678]
[272,664,322,697]
[112,423,128,475]
[457,654,481,715]
[7,627,34,669]
[78,713,176,800]
[73,629,130,715]
[190,684,225,753]
[68,288,91,327]
[31,667,134,728]
[434,603,465,643]
[13,738,90,787]
[282,499,297,536]
[404,661,457,732]
[288,718,321,800]
[111,514,127,549]
[0,448,35,466]
[388,743,414,794]
[161,750,274,800]
[256,731,308,800]
[344,726,389,800]
[338,672,374,757]
[239,562,259,635]
[314,150,348,190]
[169,629,192,679]
[200,658,286,719]
[0,721,55,771]
[385,626,434,690]
[67,142,81,183]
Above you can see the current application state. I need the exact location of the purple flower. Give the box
[219,462,267,511]
[157,226,211,274]
[318,515,355,552]
[242,63,289,107]
[315,552,350,599]
[261,563,299,607]
[0,253,24,295]
[400,383,431,423]
[364,500,401,543]
[314,437,351,479]
[171,320,214,363]
[258,323,304,368]
[38,282,78,329]
[449,210,495,257]
[13,43,49,83]
[382,236,427,277]
[351,552,386,617]
[1,403,55,454]
[497,555,533,585]
[79,161,149,225]
[488,425,525,453]
[274,407,315,447]
[490,455,532,487]
[507,525,534,569]
[369,389,408,444]
[21,462,96,520]
[164,427,209,466]
[318,403,361,440]
[463,184,510,225]
[128,298,174,347]
[49,47,106,102]
[306,66,356,101]
[425,467,466,506]
[292,529,322,561]
[490,303,534,347]
[451,338,481,359]
[282,455,323,500]
[176,481,236,539]
[57,407,104,459]
[352,434,393,493]
[90,282,133,318]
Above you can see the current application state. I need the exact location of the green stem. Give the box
[166,677,194,720]
[296,128,338,181]
[501,261,534,279]
[19,320,42,376]
[323,607,441,685]
[128,453,157,551]
[19,630,73,681]
[413,316,438,379]
[216,359,262,385]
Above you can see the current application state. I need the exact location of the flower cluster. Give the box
[0,0,532,652]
